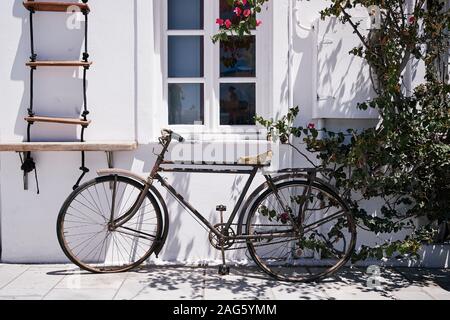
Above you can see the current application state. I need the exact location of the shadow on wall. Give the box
[11,0,87,142]
[290,6,377,121]
[291,5,317,123]
[315,17,377,119]
[419,245,450,269]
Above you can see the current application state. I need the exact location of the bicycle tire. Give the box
[57,175,163,273]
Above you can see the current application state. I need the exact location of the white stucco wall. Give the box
[1,0,440,265]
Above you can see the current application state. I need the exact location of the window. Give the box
[166,0,205,126]
[163,0,268,134]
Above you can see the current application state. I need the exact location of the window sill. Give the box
[165,129,269,143]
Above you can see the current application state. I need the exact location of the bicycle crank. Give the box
[208,224,236,250]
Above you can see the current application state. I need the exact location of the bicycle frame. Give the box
[106,135,299,242]
[155,166,259,239]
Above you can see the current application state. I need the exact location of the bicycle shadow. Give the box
[118,266,447,300]
[45,265,449,299]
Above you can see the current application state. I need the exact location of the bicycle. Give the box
[57,129,356,282]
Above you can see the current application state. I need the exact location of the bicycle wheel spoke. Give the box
[118,184,137,217]
[64,215,102,226]
[82,231,112,262]
[64,230,103,238]
[117,231,153,254]
[68,204,104,225]
[115,226,156,241]
[115,182,128,214]
[93,183,106,216]
[85,188,106,219]
[73,199,106,222]
[116,230,139,260]
[303,210,345,234]
[112,232,129,265]
[101,182,112,214]
[72,230,105,255]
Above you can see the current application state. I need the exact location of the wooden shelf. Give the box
[26,61,92,68]
[25,116,91,126]
[23,1,90,13]
[0,141,138,152]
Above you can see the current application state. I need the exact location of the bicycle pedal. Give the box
[218,265,230,276]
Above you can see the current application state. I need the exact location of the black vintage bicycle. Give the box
[57,129,356,282]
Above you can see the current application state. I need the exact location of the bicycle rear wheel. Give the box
[57,175,163,273]
[246,180,356,282]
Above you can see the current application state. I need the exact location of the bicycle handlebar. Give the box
[161,129,185,143]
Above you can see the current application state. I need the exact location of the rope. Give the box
[22,10,39,193]
[23,3,91,193]
[73,11,91,190]
[73,157,89,190]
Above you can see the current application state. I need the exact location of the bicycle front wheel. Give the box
[246,180,356,282]
[57,175,163,273]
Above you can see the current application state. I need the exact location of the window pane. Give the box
[220,83,255,125]
[169,83,204,125]
[220,36,256,77]
[168,36,204,78]
[168,0,203,30]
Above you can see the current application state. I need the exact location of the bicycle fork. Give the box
[111,137,170,229]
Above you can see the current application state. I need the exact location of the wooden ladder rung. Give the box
[0,141,138,152]
[23,1,90,13]
[26,61,92,68]
[25,116,91,126]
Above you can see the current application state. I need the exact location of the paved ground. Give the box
[0,264,449,300]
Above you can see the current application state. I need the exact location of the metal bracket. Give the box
[106,151,114,169]
[19,152,29,191]
[106,151,114,189]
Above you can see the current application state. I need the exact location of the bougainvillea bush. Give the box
[212,0,268,43]
[216,0,450,261]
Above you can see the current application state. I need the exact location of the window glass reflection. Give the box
[168,0,203,30]
[220,83,255,125]
[169,83,204,125]
[168,36,204,78]
[221,36,256,77]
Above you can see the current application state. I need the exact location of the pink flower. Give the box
[279,212,290,224]
[241,0,248,5]
[243,9,251,17]
[234,7,242,16]
[256,19,262,27]
[216,18,224,26]
[307,123,315,129]
[224,19,232,29]
[408,16,416,24]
